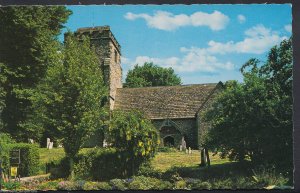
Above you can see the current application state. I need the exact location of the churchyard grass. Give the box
[39,148,230,173]
[151,150,230,172]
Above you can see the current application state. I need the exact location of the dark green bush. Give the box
[74,148,124,181]
[9,143,39,177]
[48,157,70,179]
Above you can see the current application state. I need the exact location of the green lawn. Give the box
[151,150,230,172]
[39,148,230,172]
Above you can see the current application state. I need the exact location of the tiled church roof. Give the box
[114,83,221,119]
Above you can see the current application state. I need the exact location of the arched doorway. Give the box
[163,136,175,147]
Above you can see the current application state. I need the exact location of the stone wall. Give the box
[152,118,198,149]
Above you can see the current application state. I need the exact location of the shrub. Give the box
[109,179,127,190]
[251,166,289,188]
[2,180,21,190]
[128,175,172,190]
[37,181,59,190]
[57,181,78,190]
[137,162,162,178]
[186,178,212,190]
[0,133,15,174]
[9,143,40,177]
[175,180,187,189]
[48,157,70,179]
[94,182,112,190]
[74,148,123,181]
[109,110,159,176]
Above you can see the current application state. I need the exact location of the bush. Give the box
[137,162,162,178]
[128,175,172,190]
[186,178,212,190]
[0,133,15,174]
[2,180,21,190]
[175,180,187,189]
[48,157,70,179]
[37,181,59,190]
[57,181,81,190]
[74,148,123,180]
[109,179,127,190]
[9,143,40,177]
[83,181,112,190]
[251,166,289,188]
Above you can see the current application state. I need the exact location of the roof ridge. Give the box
[118,83,218,90]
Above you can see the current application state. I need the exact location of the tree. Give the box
[30,34,108,177]
[0,6,71,141]
[203,38,292,169]
[124,62,181,88]
[108,110,159,176]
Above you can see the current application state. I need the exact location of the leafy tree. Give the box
[108,110,159,176]
[124,62,181,88]
[203,38,292,169]
[0,6,71,141]
[30,34,108,177]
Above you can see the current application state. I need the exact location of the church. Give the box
[74,26,223,149]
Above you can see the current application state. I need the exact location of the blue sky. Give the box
[60,4,292,84]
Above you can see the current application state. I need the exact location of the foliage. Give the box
[2,180,21,190]
[128,175,172,190]
[73,148,122,180]
[0,133,15,174]
[186,179,212,190]
[109,110,159,176]
[251,166,289,188]
[109,179,127,190]
[203,38,293,169]
[0,6,71,141]
[37,180,59,190]
[83,181,112,190]
[30,34,108,176]
[124,62,181,88]
[9,143,40,177]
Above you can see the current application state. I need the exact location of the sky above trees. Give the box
[59,4,292,84]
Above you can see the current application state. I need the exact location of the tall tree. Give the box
[124,62,181,88]
[0,6,71,141]
[203,38,293,170]
[30,34,108,177]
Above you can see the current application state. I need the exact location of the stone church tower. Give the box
[74,26,122,110]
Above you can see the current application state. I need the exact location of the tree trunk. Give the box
[205,147,210,167]
[200,148,206,167]
[68,156,75,180]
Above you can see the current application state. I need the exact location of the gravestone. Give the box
[49,142,53,149]
[46,138,51,149]
[188,147,192,154]
[181,137,187,151]
[179,145,183,151]
[185,149,188,154]
[103,139,108,147]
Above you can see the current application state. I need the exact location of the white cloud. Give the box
[284,24,292,33]
[237,14,246,24]
[122,24,287,74]
[124,10,229,31]
[205,24,287,54]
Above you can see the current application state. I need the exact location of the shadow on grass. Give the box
[162,161,254,180]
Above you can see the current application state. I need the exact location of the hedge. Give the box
[74,148,123,180]
[9,143,40,177]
